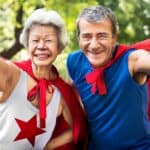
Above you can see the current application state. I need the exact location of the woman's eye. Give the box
[32,40,38,42]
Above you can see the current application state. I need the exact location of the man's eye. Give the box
[97,34,111,40]
[81,35,91,41]
[45,40,51,42]
[99,36,108,40]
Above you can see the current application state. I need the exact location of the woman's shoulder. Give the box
[0,59,21,103]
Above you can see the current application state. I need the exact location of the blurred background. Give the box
[0,0,149,78]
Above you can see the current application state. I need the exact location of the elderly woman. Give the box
[0,9,87,150]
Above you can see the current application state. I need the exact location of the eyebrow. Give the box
[80,32,111,36]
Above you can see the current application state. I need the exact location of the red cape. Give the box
[117,39,150,120]
[14,39,150,149]
[14,60,88,150]
[86,39,150,119]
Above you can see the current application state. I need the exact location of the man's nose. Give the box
[89,38,99,49]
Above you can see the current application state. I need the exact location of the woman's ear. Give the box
[57,45,62,54]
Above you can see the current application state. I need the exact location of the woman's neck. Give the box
[32,64,54,80]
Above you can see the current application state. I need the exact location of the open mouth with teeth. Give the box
[34,53,50,60]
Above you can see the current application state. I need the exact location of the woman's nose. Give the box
[37,40,46,49]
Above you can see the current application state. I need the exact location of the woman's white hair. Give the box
[20,8,68,50]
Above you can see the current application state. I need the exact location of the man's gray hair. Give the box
[76,5,119,36]
[20,8,68,50]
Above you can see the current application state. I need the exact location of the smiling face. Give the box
[28,24,60,68]
[78,19,117,67]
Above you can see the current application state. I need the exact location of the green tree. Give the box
[97,0,150,44]
[0,0,149,58]
[0,0,149,78]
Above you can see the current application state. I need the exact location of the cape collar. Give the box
[14,60,88,143]
[85,39,150,95]
[15,60,58,128]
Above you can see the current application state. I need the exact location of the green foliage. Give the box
[97,0,150,44]
[0,0,149,78]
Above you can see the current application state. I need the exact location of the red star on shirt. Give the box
[14,115,45,146]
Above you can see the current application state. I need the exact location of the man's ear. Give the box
[113,34,118,45]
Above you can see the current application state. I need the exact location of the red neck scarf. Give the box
[15,60,57,128]
[85,39,150,95]
[14,60,87,142]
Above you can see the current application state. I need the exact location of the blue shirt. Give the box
[67,49,150,150]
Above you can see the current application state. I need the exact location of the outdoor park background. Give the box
[0,0,149,78]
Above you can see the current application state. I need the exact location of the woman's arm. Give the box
[44,129,72,150]
[0,57,20,102]
[44,97,73,150]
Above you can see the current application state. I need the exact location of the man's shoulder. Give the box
[67,50,85,64]
[67,50,86,79]
[68,49,83,58]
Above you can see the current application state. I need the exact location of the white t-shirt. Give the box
[0,70,60,150]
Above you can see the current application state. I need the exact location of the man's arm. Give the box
[129,49,150,84]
